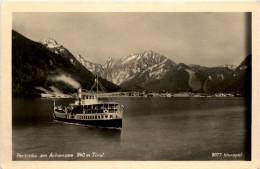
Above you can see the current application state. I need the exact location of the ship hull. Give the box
[53,114,122,128]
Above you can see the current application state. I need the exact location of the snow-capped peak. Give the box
[39,38,62,49]
[40,38,58,45]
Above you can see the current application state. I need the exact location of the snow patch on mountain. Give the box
[96,51,177,85]
[239,65,247,70]
[39,38,69,58]
[103,57,118,69]
[40,38,63,49]
[121,55,137,64]
[75,54,103,73]
[217,73,224,80]
[219,64,237,70]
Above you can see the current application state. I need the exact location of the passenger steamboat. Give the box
[53,76,123,128]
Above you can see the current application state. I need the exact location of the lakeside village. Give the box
[40,88,241,98]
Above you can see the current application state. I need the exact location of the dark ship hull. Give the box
[53,113,122,128]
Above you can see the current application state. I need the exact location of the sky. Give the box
[12,12,251,66]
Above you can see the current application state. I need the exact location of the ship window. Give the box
[110,115,113,118]
[105,115,108,118]
[101,115,103,119]
[95,116,97,119]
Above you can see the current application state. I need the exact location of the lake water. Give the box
[12,97,250,161]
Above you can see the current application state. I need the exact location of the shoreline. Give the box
[39,95,245,99]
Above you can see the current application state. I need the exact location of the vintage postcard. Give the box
[1,1,259,169]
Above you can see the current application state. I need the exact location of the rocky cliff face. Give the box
[75,54,103,74]
[99,51,176,85]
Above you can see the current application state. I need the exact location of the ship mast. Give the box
[96,74,98,96]
[90,73,113,102]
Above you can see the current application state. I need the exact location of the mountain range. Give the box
[69,46,250,95]
[12,30,120,97]
[12,30,251,97]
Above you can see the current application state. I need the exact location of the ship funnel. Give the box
[78,88,82,99]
